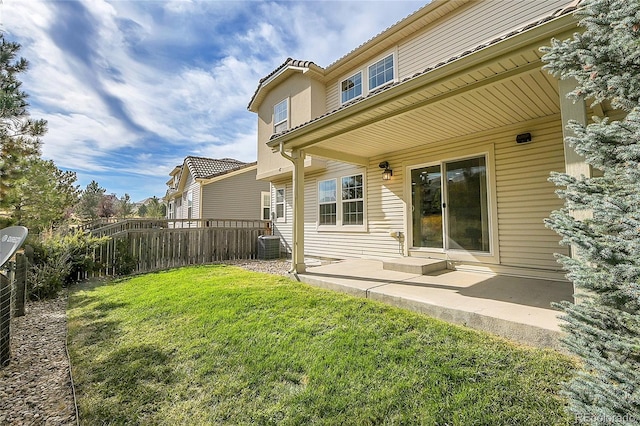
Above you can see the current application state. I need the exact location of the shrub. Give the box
[26,230,108,299]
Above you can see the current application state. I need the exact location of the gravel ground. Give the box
[0,295,76,426]
[0,260,291,425]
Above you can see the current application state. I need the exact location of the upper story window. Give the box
[368,54,394,90]
[274,99,288,133]
[340,72,362,104]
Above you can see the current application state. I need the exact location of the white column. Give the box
[558,78,590,179]
[558,78,590,298]
[291,149,306,274]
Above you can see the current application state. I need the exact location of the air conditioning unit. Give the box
[257,235,280,260]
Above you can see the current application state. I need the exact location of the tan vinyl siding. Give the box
[177,172,200,220]
[271,181,293,255]
[275,116,568,273]
[200,169,270,219]
[325,0,571,112]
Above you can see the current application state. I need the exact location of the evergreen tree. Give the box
[542,0,640,423]
[117,193,135,218]
[145,196,165,219]
[8,158,79,232]
[76,180,106,220]
[137,204,148,217]
[0,34,47,205]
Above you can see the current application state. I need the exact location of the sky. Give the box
[4,0,425,202]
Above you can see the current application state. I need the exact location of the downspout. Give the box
[278,142,306,275]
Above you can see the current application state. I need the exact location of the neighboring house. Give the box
[249,0,609,277]
[164,156,271,221]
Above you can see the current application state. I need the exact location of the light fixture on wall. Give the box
[516,132,532,144]
[379,161,393,180]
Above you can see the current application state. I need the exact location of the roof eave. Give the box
[267,11,579,151]
[248,62,325,112]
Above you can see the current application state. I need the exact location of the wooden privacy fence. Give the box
[86,220,271,278]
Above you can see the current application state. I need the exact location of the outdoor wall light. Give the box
[379,161,393,180]
[516,132,532,144]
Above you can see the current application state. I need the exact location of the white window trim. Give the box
[317,171,367,232]
[274,186,286,223]
[318,178,338,226]
[368,53,395,91]
[273,98,289,134]
[404,146,500,264]
[339,71,363,105]
[187,190,193,219]
[261,191,271,221]
[338,49,397,106]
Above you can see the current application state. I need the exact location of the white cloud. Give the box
[2,0,425,200]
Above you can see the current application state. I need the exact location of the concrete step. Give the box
[382,257,447,275]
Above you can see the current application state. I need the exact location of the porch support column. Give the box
[290,149,306,274]
[279,143,306,275]
[558,78,590,297]
[559,78,590,180]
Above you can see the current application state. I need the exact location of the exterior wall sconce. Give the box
[516,132,532,144]
[379,161,393,180]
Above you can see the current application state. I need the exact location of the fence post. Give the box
[0,272,11,366]
[13,253,27,317]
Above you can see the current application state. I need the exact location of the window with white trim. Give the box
[340,72,362,104]
[168,201,174,219]
[318,179,337,225]
[341,174,364,225]
[368,54,394,90]
[274,99,288,133]
[187,190,193,219]
[261,191,271,220]
[318,173,365,228]
[275,188,285,222]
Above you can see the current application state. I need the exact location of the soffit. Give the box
[278,48,564,160]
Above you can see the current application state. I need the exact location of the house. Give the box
[164,156,271,221]
[248,0,610,278]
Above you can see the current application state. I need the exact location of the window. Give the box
[340,72,362,104]
[318,174,365,228]
[187,190,193,219]
[368,54,394,90]
[341,174,364,225]
[261,191,271,220]
[275,188,285,221]
[168,201,174,219]
[318,179,337,225]
[274,99,288,133]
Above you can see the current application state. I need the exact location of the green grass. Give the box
[68,265,576,425]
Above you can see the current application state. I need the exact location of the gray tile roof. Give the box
[184,156,250,179]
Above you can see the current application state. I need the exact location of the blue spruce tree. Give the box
[542,0,640,423]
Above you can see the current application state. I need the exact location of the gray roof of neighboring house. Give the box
[184,156,252,180]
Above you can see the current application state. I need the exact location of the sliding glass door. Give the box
[411,155,490,252]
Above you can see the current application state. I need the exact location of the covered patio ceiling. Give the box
[267,14,609,164]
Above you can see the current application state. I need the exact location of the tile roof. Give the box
[184,156,249,179]
[268,1,581,142]
[247,58,318,111]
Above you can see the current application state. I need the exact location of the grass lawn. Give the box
[68,265,575,425]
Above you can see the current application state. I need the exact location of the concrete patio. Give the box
[293,258,573,351]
